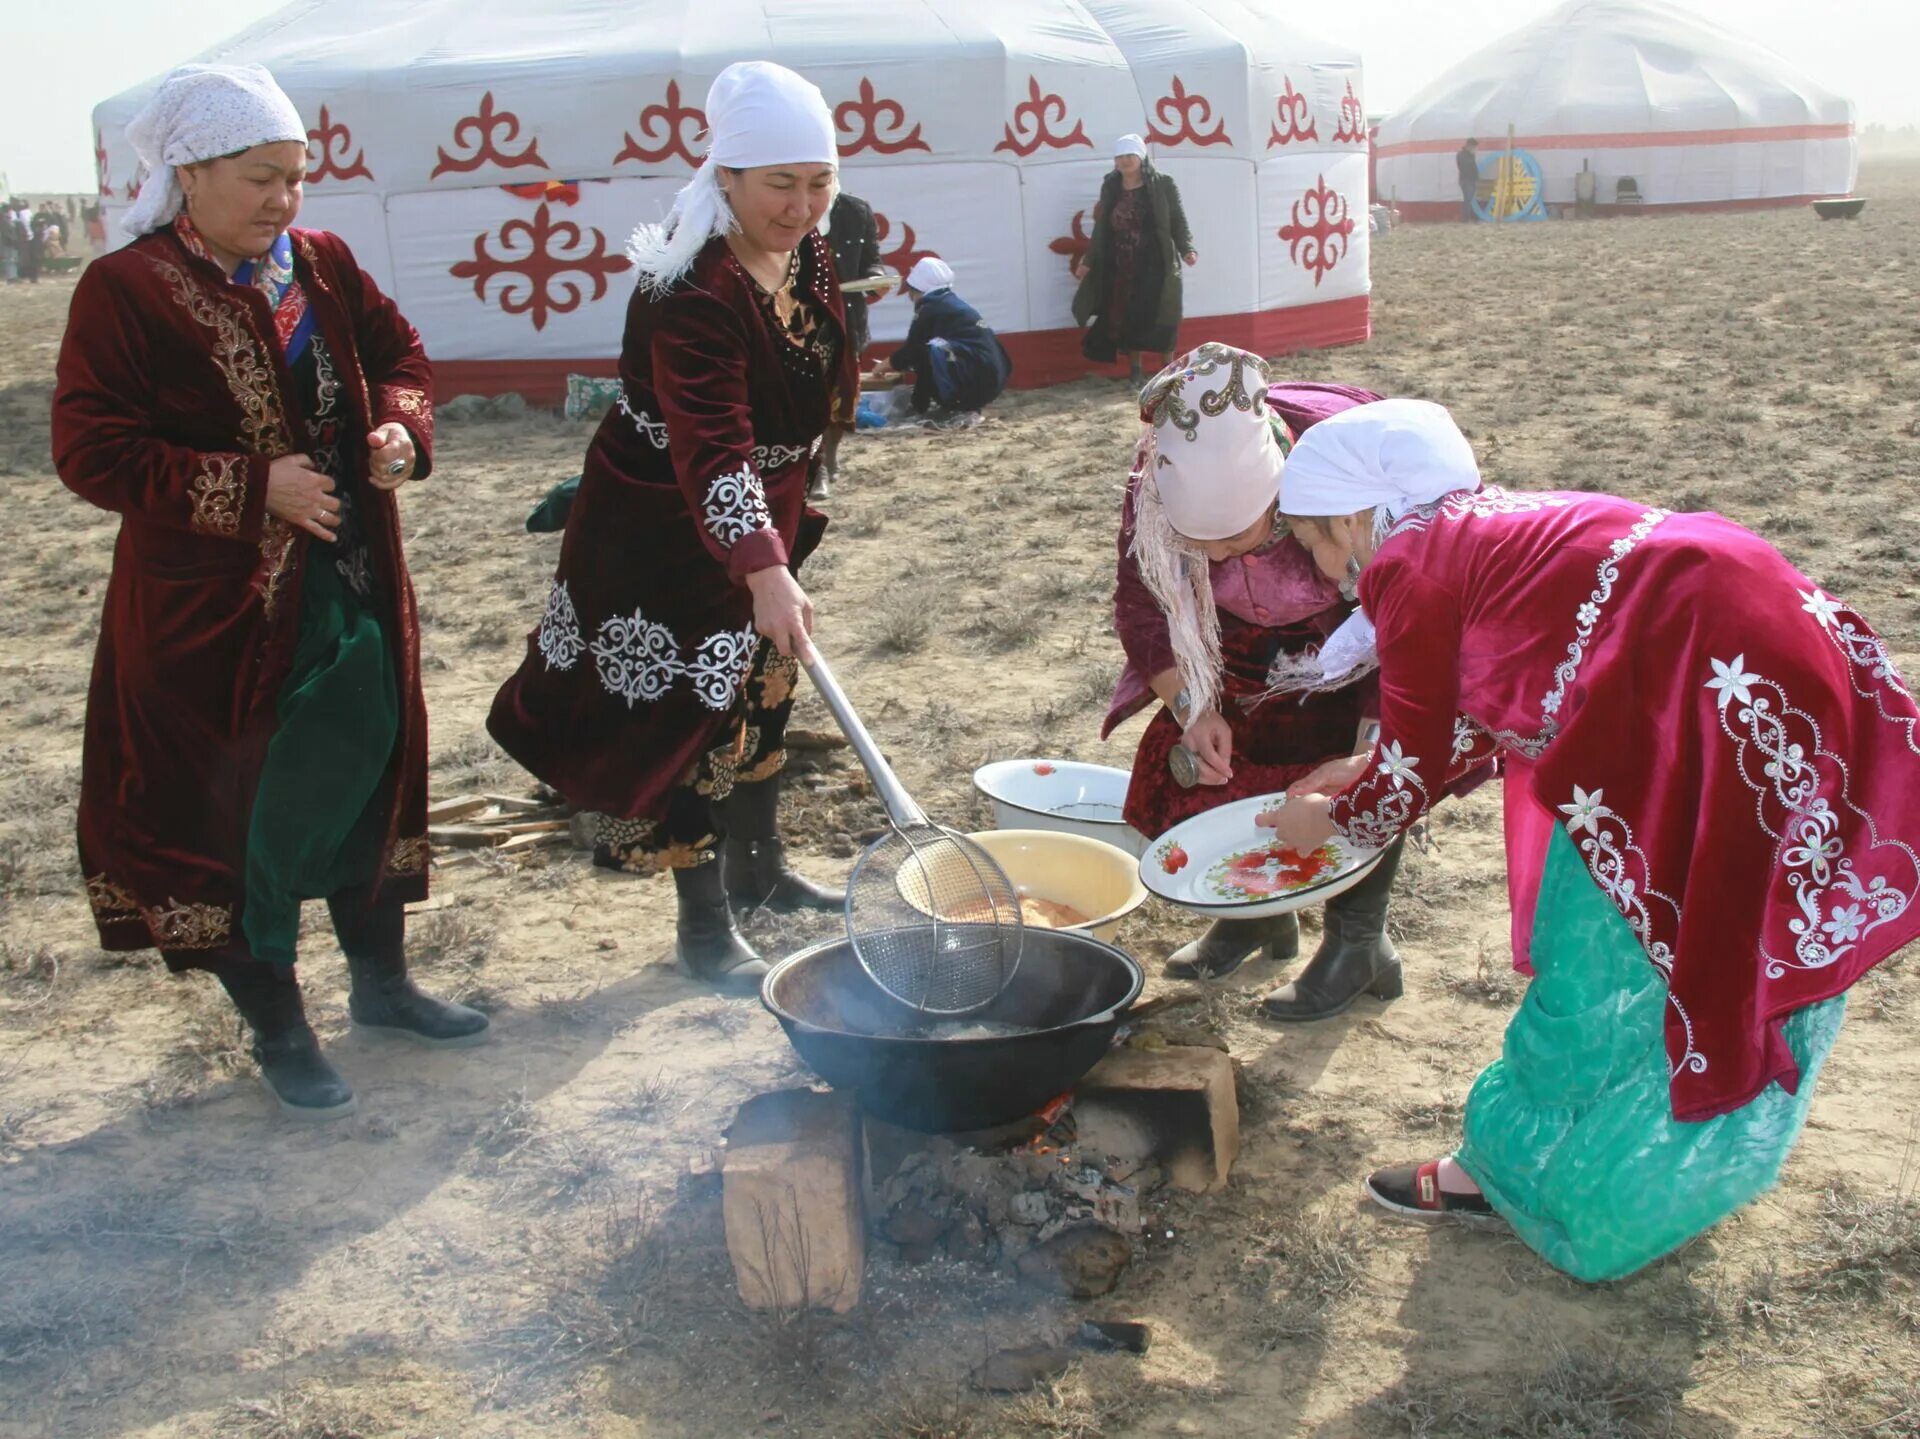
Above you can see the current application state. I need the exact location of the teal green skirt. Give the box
[1457,825,1845,1283]
[241,554,399,965]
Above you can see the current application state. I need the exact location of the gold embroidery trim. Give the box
[86,873,142,918]
[151,257,291,460]
[151,253,298,615]
[738,748,787,785]
[388,835,430,875]
[188,454,247,538]
[378,385,430,420]
[143,898,233,951]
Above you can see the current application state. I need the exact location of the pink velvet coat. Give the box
[1327,486,1920,1121]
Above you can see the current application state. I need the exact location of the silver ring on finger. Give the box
[386,458,407,476]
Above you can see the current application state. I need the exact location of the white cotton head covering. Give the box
[1263,398,1483,698]
[1114,133,1148,158]
[122,64,306,238]
[1126,343,1287,721]
[627,61,839,297]
[1280,398,1480,523]
[906,255,953,293]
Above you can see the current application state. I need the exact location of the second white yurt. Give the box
[1374,0,1856,219]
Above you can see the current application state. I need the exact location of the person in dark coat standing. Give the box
[1072,134,1196,383]
[489,62,857,993]
[887,257,1011,416]
[820,189,889,496]
[1456,137,1481,222]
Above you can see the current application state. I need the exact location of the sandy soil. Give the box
[2,163,1916,1439]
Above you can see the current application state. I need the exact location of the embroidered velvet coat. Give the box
[1326,487,1920,1121]
[488,233,856,819]
[52,226,435,957]
[1105,383,1383,836]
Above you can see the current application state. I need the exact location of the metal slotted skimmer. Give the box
[801,647,1024,1015]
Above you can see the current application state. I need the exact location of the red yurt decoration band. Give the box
[93,0,1373,394]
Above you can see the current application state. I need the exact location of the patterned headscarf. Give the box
[122,64,305,238]
[1127,343,1292,722]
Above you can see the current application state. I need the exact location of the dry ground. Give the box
[2,162,1917,1439]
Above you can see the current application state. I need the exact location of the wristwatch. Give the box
[1356,720,1381,752]
[1173,686,1193,726]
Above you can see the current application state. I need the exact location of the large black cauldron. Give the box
[760,929,1145,1132]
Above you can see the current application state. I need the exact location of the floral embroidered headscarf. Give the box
[1127,343,1293,722]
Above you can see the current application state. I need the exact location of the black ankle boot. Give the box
[1163,913,1300,980]
[331,894,490,1048]
[1260,837,1406,1022]
[676,859,769,991]
[345,954,492,1047]
[216,963,355,1120]
[721,776,845,915]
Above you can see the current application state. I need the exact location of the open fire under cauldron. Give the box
[761,930,1145,1132]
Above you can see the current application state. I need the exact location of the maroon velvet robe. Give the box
[488,233,857,819]
[52,226,435,958]
[1105,382,1383,836]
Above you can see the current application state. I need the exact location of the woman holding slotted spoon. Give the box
[489,61,858,991]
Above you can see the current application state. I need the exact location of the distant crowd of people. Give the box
[2,196,97,282]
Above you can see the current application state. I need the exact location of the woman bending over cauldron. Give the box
[1104,344,1418,1020]
[1259,398,1920,1281]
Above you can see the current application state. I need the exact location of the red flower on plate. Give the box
[1218,842,1336,896]
[1032,762,1055,776]
[1161,844,1190,875]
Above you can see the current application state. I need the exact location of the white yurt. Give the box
[1374,0,1856,220]
[92,0,1373,398]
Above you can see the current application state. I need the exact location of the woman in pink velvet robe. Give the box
[1264,397,1920,1279]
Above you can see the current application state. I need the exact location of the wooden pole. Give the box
[1498,123,1517,222]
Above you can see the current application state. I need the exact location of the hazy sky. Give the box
[2,0,1910,193]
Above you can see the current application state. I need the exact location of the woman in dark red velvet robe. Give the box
[52,63,484,1120]
[1108,350,1408,1020]
[489,61,858,990]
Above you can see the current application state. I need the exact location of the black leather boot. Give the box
[1260,837,1406,1022]
[216,963,355,1120]
[676,859,769,991]
[1163,913,1300,980]
[331,894,490,1048]
[721,775,845,914]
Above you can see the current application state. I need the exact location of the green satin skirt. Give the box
[240,553,398,965]
[1458,825,1844,1283]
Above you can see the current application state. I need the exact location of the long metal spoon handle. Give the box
[800,647,929,828]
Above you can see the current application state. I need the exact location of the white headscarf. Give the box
[1114,133,1148,158]
[1127,344,1288,721]
[1280,399,1480,523]
[1265,398,1482,695]
[627,61,838,297]
[906,255,953,294]
[122,64,306,238]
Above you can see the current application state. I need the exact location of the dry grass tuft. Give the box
[1440,939,1524,1007]
[1366,1345,1689,1438]
[469,1085,613,1205]
[407,904,497,971]
[217,1383,383,1439]
[871,593,936,655]
[1788,1178,1920,1306]
[1238,1212,1368,1353]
